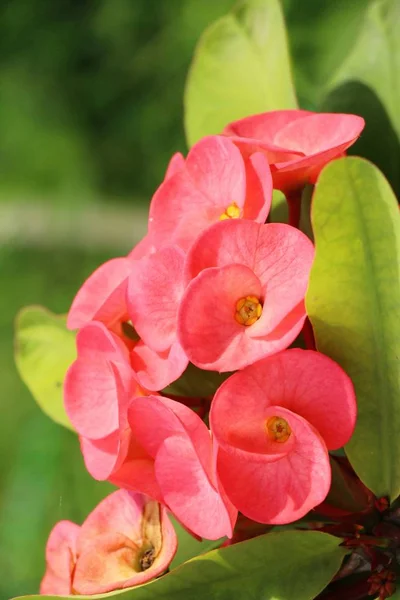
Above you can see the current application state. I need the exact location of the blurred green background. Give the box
[1,0,398,597]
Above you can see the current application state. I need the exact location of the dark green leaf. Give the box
[184,0,297,146]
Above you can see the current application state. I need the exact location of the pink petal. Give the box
[109,431,162,501]
[164,152,185,181]
[185,220,314,335]
[274,113,365,156]
[156,435,235,540]
[258,349,356,450]
[224,110,310,161]
[185,136,246,209]
[64,356,132,439]
[128,395,236,539]
[74,494,177,594]
[128,234,156,261]
[67,257,133,330]
[40,520,80,595]
[216,407,331,523]
[75,321,129,362]
[271,113,365,191]
[78,490,145,555]
[131,339,188,391]
[127,246,186,352]
[178,264,264,371]
[128,395,193,458]
[211,349,356,453]
[79,422,133,481]
[148,136,246,250]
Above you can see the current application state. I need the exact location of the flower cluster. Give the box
[43,110,363,593]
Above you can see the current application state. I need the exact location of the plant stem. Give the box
[286,190,303,229]
[302,317,316,350]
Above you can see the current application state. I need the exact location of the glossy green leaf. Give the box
[184,0,297,146]
[163,363,230,398]
[14,306,76,430]
[329,0,400,139]
[12,530,347,600]
[306,157,400,499]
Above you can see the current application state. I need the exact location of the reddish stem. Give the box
[286,190,303,228]
[302,317,316,350]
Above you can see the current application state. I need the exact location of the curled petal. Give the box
[131,340,188,391]
[216,408,330,524]
[40,520,79,595]
[67,258,132,330]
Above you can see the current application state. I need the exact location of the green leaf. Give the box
[184,0,297,146]
[328,0,400,140]
[12,530,347,600]
[14,306,76,430]
[306,156,400,500]
[170,517,223,570]
[163,363,231,398]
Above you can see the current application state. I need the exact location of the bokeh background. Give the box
[1,0,398,597]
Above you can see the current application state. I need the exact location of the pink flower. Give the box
[148,135,272,251]
[210,349,357,524]
[118,394,237,540]
[178,219,314,371]
[224,110,365,193]
[40,490,177,595]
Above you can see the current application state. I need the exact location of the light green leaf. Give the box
[12,530,347,600]
[329,0,400,139]
[306,156,400,499]
[184,0,297,146]
[14,306,76,430]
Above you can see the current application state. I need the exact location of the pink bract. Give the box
[40,490,177,595]
[125,394,237,540]
[210,349,357,524]
[127,245,187,354]
[64,322,141,480]
[224,110,365,193]
[148,135,272,251]
[179,219,314,371]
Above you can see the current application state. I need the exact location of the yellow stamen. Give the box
[234,295,263,326]
[219,202,241,221]
[266,416,291,443]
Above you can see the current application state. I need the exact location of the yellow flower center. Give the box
[234,296,262,326]
[220,202,241,220]
[266,416,291,443]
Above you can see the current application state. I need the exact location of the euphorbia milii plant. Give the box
[13,2,400,599]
